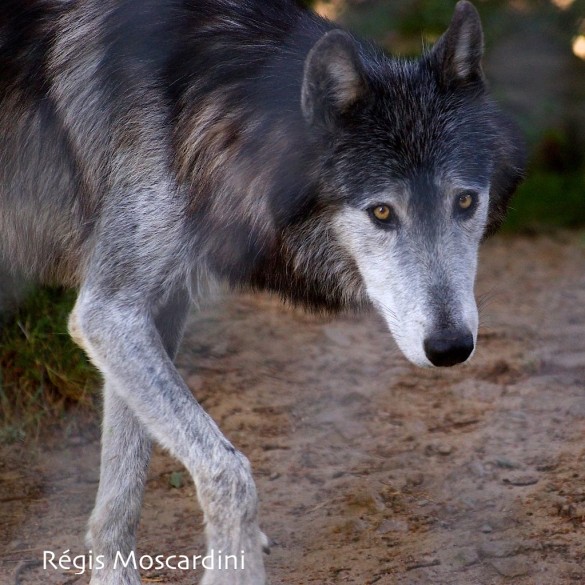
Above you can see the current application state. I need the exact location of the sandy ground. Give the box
[1,232,584,585]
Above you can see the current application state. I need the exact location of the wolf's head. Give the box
[300,1,525,367]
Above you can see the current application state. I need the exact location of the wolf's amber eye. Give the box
[458,192,474,210]
[368,204,398,229]
[373,205,392,221]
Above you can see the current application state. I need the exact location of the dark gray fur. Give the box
[0,1,524,583]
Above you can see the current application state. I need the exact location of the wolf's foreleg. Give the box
[84,289,190,585]
[87,389,150,585]
[71,283,267,585]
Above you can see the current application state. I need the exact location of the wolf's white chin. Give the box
[379,314,433,368]
[402,351,434,368]
[393,337,434,368]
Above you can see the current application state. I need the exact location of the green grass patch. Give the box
[503,171,585,233]
[0,287,100,441]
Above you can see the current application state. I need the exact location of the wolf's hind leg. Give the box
[84,288,190,585]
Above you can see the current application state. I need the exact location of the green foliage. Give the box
[503,170,585,232]
[0,288,100,439]
[334,0,585,45]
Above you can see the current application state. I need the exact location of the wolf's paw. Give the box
[199,533,267,585]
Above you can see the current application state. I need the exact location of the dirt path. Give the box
[1,233,584,585]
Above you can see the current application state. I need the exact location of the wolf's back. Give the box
[0,0,328,286]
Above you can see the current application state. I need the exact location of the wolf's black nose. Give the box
[424,329,474,367]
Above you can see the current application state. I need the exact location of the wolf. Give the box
[0,0,525,583]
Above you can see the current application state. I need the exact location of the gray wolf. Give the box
[0,0,525,583]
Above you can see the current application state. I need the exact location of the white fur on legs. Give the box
[88,387,149,585]
[74,283,267,585]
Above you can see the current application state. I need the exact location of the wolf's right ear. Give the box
[301,30,366,129]
[431,1,484,87]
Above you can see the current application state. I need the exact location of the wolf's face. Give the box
[330,174,488,368]
[301,1,524,367]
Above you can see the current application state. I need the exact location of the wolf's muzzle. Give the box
[423,328,474,367]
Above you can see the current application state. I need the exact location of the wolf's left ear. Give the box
[431,1,484,87]
[302,30,366,128]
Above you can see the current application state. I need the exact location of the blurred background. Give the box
[308,0,585,231]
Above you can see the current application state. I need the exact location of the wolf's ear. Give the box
[431,1,484,87]
[302,30,366,128]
